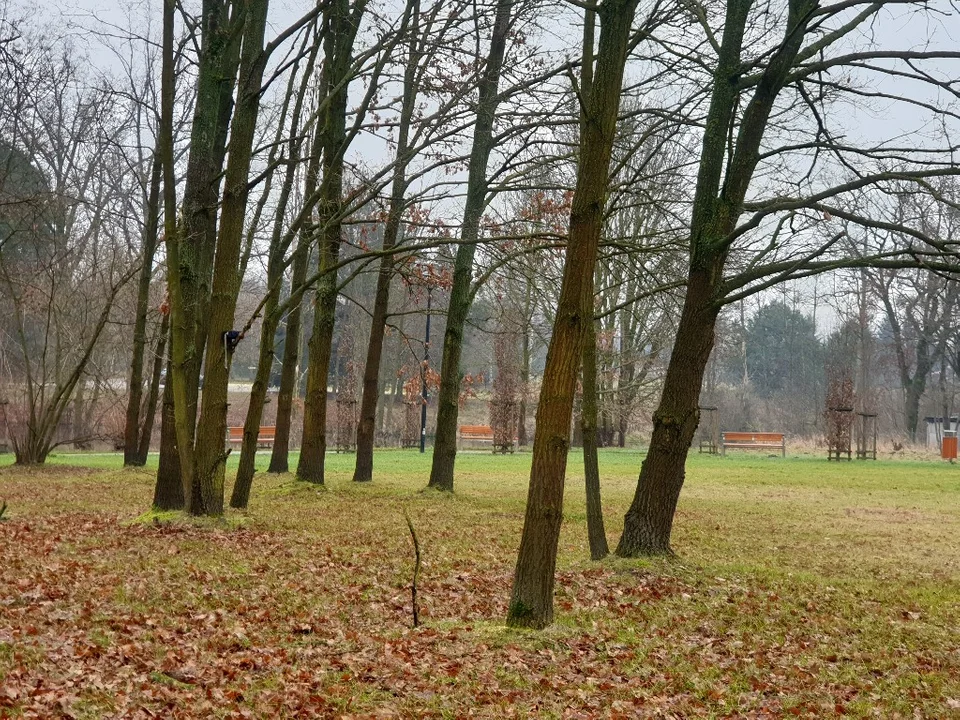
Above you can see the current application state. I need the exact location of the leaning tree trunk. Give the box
[616,268,722,555]
[229,285,281,508]
[615,0,814,556]
[229,48,317,508]
[507,0,635,630]
[428,0,513,492]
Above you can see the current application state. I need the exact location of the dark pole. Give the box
[420,286,432,453]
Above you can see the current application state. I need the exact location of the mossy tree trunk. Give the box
[353,0,422,483]
[297,0,368,484]
[427,0,514,492]
[616,0,817,556]
[507,0,635,629]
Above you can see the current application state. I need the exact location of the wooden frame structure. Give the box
[827,406,853,461]
[698,405,719,455]
[856,412,877,460]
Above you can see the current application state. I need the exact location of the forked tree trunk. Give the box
[158,0,242,513]
[191,0,271,515]
[616,0,815,556]
[428,0,513,492]
[507,0,635,629]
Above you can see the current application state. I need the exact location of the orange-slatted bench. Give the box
[720,431,785,457]
[458,424,493,448]
[226,425,277,449]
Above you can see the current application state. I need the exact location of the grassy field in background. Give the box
[2,448,958,718]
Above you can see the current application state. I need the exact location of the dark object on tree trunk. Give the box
[404,510,421,628]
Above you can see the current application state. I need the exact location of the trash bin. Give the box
[942,430,957,460]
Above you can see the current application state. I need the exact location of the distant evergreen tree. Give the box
[746,301,824,399]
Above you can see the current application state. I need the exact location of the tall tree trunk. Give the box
[268,234,310,472]
[124,155,163,466]
[297,241,339,484]
[427,0,513,492]
[136,312,169,464]
[616,0,815,556]
[297,0,366,484]
[577,4,607,561]
[159,0,243,513]
[507,0,635,629]
[582,321,609,560]
[191,0,271,515]
[354,0,421,483]
[230,44,318,508]
[153,353,184,509]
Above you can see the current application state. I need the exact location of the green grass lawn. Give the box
[1,448,958,718]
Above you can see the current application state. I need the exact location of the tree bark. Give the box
[136,311,169,463]
[153,353,184,510]
[230,43,318,508]
[428,0,513,492]
[268,233,310,472]
[160,0,243,513]
[353,0,421,483]
[615,268,722,555]
[124,155,163,466]
[582,319,609,560]
[616,0,816,556]
[297,0,366,484]
[507,0,635,629]
[191,0,271,515]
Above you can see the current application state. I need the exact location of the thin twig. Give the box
[403,509,421,628]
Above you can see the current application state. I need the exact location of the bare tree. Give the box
[616,0,960,556]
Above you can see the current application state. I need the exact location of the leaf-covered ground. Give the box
[1,450,958,718]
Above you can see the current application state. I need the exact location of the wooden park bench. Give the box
[226,425,277,449]
[458,424,494,449]
[720,431,786,457]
